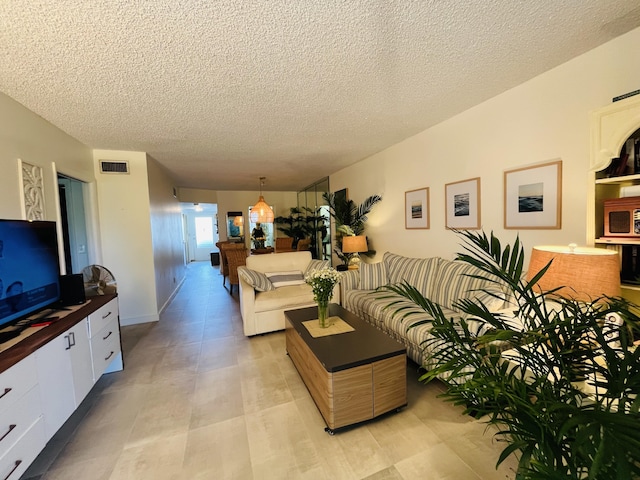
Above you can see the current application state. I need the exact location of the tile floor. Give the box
[23,261,517,480]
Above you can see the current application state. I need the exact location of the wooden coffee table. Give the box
[285,304,407,434]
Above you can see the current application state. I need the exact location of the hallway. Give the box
[24,261,515,479]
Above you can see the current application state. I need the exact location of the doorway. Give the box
[182,203,218,262]
[58,175,90,274]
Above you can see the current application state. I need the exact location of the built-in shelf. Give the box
[596,237,640,245]
[589,96,640,304]
[595,173,640,185]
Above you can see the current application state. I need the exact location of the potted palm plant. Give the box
[274,206,326,252]
[323,192,382,270]
[383,230,640,479]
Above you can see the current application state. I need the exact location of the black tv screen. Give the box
[0,220,61,328]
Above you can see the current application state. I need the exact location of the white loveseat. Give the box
[238,251,340,336]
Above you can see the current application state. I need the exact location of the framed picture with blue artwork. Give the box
[504,159,562,229]
[445,177,481,230]
[405,187,429,229]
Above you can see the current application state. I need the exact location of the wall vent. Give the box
[99,160,129,174]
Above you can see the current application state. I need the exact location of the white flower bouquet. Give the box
[305,267,342,305]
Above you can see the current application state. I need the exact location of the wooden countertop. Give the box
[0,294,117,374]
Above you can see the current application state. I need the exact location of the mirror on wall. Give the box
[227,211,244,242]
[298,177,331,261]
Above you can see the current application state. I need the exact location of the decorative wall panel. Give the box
[22,162,45,220]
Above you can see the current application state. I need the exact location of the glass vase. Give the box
[317,300,330,328]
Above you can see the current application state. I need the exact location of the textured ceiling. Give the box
[1,1,640,192]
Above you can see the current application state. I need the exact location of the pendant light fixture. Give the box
[250,177,274,223]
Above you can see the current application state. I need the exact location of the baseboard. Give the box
[119,313,159,326]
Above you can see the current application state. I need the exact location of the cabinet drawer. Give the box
[90,320,121,378]
[0,387,41,455]
[0,355,37,415]
[87,299,119,338]
[0,415,45,480]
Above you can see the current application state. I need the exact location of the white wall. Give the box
[216,190,299,244]
[93,149,159,325]
[147,156,186,313]
[0,92,93,220]
[331,27,640,265]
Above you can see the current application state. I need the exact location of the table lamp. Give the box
[527,244,620,302]
[341,235,368,270]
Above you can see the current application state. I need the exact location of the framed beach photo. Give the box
[504,159,562,229]
[445,177,481,229]
[405,187,430,229]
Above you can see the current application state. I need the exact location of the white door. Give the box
[36,332,75,440]
[189,215,217,262]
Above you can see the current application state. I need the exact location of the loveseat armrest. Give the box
[238,266,257,335]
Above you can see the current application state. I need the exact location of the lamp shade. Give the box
[233,216,244,227]
[342,235,368,254]
[527,245,620,302]
[249,196,274,223]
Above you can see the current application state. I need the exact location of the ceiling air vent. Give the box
[99,160,129,174]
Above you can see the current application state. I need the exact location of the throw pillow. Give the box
[304,259,330,277]
[360,262,388,290]
[265,270,306,288]
[238,268,275,292]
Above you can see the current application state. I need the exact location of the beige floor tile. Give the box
[109,432,188,480]
[245,401,325,478]
[394,443,484,480]
[190,365,244,428]
[239,358,295,414]
[333,425,394,479]
[182,417,253,479]
[197,336,239,372]
[42,454,119,480]
[125,376,196,447]
[361,466,405,480]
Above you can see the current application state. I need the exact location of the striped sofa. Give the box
[341,252,506,369]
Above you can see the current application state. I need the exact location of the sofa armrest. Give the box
[339,269,360,303]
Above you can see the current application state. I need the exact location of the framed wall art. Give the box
[405,187,430,229]
[504,159,562,230]
[445,177,481,229]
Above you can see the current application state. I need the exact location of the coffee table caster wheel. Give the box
[324,427,335,436]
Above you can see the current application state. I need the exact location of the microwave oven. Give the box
[604,196,640,237]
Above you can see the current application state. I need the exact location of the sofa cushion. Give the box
[246,251,312,274]
[359,262,388,290]
[304,259,330,277]
[254,284,315,312]
[430,260,504,312]
[238,268,275,292]
[265,270,306,288]
[382,252,441,297]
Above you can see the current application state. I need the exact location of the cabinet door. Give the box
[35,332,75,441]
[68,320,94,405]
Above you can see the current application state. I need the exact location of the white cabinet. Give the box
[0,295,122,475]
[0,354,45,480]
[35,321,94,441]
[88,298,123,377]
[68,321,94,405]
[35,329,77,440]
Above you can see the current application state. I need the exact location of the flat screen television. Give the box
[0,219,61,329]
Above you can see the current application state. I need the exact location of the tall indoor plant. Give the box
[383,230,640,479]
[322,192,382,268]
[274,206,327,251]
